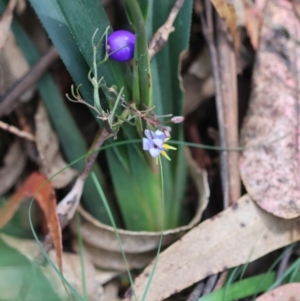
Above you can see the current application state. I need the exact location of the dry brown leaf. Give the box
[240,0,300,219]
[102,282,122,301]
[0,140,26,195]
[256,283,300,301]
[0,172,63,272]
[210,0,240,51]
[124,195,300,301]
[15,0,26,14]
[0,0,17,50]
[0,32,33,105]
[0,234,105,301]
[244,4,262,50]
[35,102,77,189]
[183,47,214,116]
[293,0,300,20]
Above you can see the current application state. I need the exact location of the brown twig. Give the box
[148,0,185,60]
[201,0,230,207]
[216,13,240,205]
[80,128,111,181]
[0,46,59,116]
[0,119,35,141]
[202,273,218,296]
[213,270,228,291]
[186,282,205,301]
[276,246,294,281]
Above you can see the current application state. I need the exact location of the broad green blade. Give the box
[142,0,193,226]
[28,0,192,231]
[0,239,61,301]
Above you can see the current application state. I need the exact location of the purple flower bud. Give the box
[171,116,184,124]
[107,30,135,62]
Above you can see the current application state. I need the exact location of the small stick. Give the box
[0,46,59,116]
[276,246,294,281]
[148,0,185,60]
[201,0,230,207]
[186,282,205,301]
[0,119,35,141]
[214,270,228,291]
[202,274,218,296]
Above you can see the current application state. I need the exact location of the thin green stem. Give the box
[28,201,84,301]
[75,213,88,301]
[90,172,138,301]
[141,155,165,301]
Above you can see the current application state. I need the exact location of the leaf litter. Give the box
[1,0,300,300]
[35,101,77,189]
[240,0,300,219]
[0,172,63,272]
[124,195,300,301]
[0,140,26,195]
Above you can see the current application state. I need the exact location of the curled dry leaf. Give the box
[35,102,77,189]
[71,153,209,271]
[0,0,17,50]
[293,0,300,20]
[0,234,106,301]
[256,283,300,301]
[0,140,26,195]
[0,32,34,105]
[124,195,300,301]
[183,46,214,116]
[244,3,263,50]
[209,0,240,51]
[0,172,63,272]
[240,0,300,219]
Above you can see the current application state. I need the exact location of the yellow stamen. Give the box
[163,143,177,150]
[161,151,171,161]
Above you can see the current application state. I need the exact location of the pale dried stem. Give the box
[186,282,204,301]
[201,0,230,207]
[202,273,218,295]
[0,46,59,116]
[213,270,228,291]
[0,119,35,141]
[148,0,185,60]
[216,16,240,206]
[80,128,111,181]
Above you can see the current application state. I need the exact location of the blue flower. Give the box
[143,129,176,160]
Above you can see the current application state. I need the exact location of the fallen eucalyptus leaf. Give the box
[0,172,63,272]
[0,0,16,50]
[0,32,34,104]
[124,195,300,301]
[209,0,240,51]
[240,0,300,219]
[256,283,300,301]
[35,101,77,189]
[183,47,214,116]
[0,140,26,195]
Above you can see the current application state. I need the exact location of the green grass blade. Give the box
[144,0,193,227]
[199,273,276,301]
[0,240,62,301]
[125,0,151,108]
